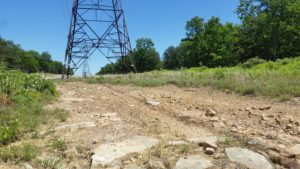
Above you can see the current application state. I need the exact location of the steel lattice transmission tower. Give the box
[62,0,135,78]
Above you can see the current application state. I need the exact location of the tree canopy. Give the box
[0,37,66,74]
[97,38,161,74]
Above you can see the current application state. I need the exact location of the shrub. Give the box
[241,57,266,68]
[0,69,57,145]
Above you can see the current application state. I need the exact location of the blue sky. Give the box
[0,0,240,74]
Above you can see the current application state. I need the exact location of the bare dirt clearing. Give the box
[2,81,300,169]
[48,82,300,168]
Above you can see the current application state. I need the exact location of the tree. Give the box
[237,0,300,61]
[132,38,161,72]
[163,46,184,70]
[178,16,240,68]
[0,37,65,74]
[97,63,116,75]
[20,52,39,73]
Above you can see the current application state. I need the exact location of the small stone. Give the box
[145,99,160,106]
[205,109,217,117]
[297,127,300,134]
[230,127,239,133]
[214,154,220,159]
[205,147,215,155]
[209,117,219,122]
[259,106,272,111]
[245,107,253,115]
[286,124,293,129]
[289,118,295,123]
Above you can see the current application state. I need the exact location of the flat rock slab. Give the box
[145,100,161,106]
[91,136,159,166]
[54,122,96,131]
[174,155,213,169]
[226,147,274,169]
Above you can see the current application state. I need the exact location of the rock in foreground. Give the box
[91,136,159,167]
[174,155,213,169]
[225,147,274,169]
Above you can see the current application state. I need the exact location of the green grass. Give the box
[0,143,39,163]
[50,137,67,152]
[0,66,58,145]
[83,57,300,100]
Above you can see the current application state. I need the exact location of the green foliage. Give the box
[237,0,300,61]
[161,0,300,70]
[50,137,67,152]
[0,68,57,145]
[89,57,300,100]
[97,38,161,74]
[163,46,184,70]
[162,16,240,69]
[0,37,65,74]
[241,57,266,68]
[0,143,39,162]
[0,119,19,145]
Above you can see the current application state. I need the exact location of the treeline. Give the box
[98,0,300,74]
[0,37,65,74]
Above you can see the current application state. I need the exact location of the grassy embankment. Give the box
[0,66,67,164]
[85,57,300,100]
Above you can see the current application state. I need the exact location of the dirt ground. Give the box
[2,81,300,169]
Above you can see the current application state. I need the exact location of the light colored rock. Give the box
[205,147,215,155]
[286,144,300,159]
[188,136,218,149]
[145,99,160,106]
[91,136,159,166]
[205,109,217,117]
[259,106,272,111]
[54,122,96,131]
[225,147,274,169]
[174,155,213,169]
[24,163,34,169]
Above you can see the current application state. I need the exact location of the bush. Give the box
[241,57,266,68]
[0,68,57,145]
[0,119,19,145]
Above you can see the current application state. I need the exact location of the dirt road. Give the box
[5,82,300,169]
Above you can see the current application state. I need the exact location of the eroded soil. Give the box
[2,82,300,169]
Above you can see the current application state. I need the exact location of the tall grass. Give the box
[0,66,57,145]
[84,57,300,100]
